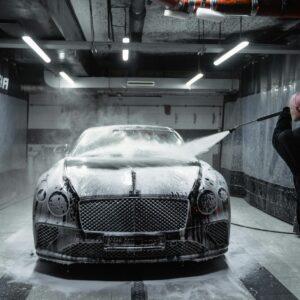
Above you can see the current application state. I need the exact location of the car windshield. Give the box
[71,127,183,156]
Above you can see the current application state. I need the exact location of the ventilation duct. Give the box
[43,70,239,92]
[160,0,300,18]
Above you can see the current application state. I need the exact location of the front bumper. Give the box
[35,221,229,264]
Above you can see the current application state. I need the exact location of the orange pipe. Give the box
[159,0,300,18]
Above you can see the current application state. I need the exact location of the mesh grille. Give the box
[63,242,102,258]
[62,241,202,260]
[79,197,189,233]
[36,224,59,249]
[206,221,228,247]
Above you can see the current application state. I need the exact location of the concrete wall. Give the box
[0,59,28,204]
[28,91,224,179]
[221,55,300,223]
[29,93,223,130]
[0,94,27,173]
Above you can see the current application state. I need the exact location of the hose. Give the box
[231,222,296,235]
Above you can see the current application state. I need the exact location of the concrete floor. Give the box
[0,195,299,300]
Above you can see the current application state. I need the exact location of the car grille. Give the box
[62,241,203,260]
[79,196,189,233]
[36,224,59,250]
[205,221,229,247]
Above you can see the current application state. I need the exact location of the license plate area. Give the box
[104,235,165,251]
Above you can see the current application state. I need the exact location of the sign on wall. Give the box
[0,73,9,91]
[0,59,24,98]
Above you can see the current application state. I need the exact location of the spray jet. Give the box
[185,111,282,158]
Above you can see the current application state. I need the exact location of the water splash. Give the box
[181,131,230,158]
[73,130,231,167]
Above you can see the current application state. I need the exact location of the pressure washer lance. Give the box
[229,111,282,133]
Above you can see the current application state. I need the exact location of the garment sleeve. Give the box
[272,107,300,175]
[272,107,292,151]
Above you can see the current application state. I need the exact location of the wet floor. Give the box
[0,195,299,300]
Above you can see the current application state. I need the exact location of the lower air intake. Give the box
[36,224,59,250]
[206,221,229,247]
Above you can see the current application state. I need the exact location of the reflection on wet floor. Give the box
[0,197,299,300]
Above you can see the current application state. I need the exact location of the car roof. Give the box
[85,125,176,132]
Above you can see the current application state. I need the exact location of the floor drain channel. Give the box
[131,281,148,300]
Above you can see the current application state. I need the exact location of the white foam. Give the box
[75,131,230,166]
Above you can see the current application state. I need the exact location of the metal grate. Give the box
[79,197,189,233]
[36,224,58,249]
[62,241,203,260]
[206,221,229,247]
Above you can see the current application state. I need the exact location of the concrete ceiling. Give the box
[70,0,286,43]
[0,0,299,85]
[142,3,282,42]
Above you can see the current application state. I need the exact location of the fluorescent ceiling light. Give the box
[122,37,130,61]
[164,9,188,20]
[59,71,75,86]
[122,49,129,61]
[186,73,204,87]
[214,41,249,66]
[196,8,225,22]
[22,35,51,63]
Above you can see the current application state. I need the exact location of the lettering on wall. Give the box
[0,74,9,91]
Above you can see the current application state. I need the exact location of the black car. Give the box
[33,125,230,264]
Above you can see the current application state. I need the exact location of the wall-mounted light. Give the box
[22,36,51,64]
[59,71,75,87]
[185,73,204,88]
[214,41,249,66]
[122,37,130,62]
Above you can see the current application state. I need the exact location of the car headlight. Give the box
[197,190,218,215]
[47,192,70,217]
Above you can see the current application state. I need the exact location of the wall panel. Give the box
[0,94,27,173]
[222,55,300,223]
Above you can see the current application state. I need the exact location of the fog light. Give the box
[197,191,217,215]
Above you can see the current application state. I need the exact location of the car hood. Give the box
[64,156,201,197]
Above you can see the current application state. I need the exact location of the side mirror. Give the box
[54,144,69,155]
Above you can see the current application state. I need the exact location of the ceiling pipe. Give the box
[159,0,300,18]
[2,40,300,54]
[129,0,146,42]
